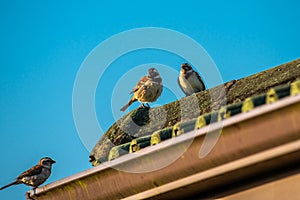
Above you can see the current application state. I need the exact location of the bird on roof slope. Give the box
[0,157,56,190]
[178,63,206,96]
[120,68,163,111]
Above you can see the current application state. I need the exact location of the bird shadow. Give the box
[130,106,150,126]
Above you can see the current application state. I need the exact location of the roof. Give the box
[90,58,300,163]
[26,59,300,200]
[28,93,300,199]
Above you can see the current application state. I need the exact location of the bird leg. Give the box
[140,103,146,108]
[33,188,40,197]
[140,103,150,109]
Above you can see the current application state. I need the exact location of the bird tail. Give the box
[120,99,137,111]
[0,181,19,190]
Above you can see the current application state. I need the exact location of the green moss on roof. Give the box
[90,58,300,164]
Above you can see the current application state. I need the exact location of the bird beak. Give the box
[51,160,56,164]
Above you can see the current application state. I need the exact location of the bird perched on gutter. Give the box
[120,68,163,111]
[178,63,206,96]
[0,157,56,190]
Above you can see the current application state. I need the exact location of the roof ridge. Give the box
[90,58,300,164]
[91,79,300,166]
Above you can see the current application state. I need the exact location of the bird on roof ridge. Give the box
[178,63,206,96]
[120,68,163,111]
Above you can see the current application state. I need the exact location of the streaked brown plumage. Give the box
[178,63,206,96]
[120,68,163,111]
[0,157,56,190]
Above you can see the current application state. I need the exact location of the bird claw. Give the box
[25,187,40,200]
[26,192,35,200]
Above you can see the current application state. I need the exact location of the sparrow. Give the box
[0,157,56,190]
[120,68,163,111]
[178,63,206,96]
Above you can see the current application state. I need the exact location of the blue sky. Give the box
[1,1,299,199]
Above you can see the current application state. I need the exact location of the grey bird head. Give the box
[148,68,160,78]
[180,63,193,75]
[147,68,162,82]
[39,157,56,167]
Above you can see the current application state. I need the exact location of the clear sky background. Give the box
[1,1,299,199]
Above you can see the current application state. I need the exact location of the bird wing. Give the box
[177,76,186,94]
[194,71,206,90]
[130,76,148,94]
[17,165,43,179]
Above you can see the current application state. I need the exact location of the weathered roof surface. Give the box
[90,58,300,163]
[104,80,299,163]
